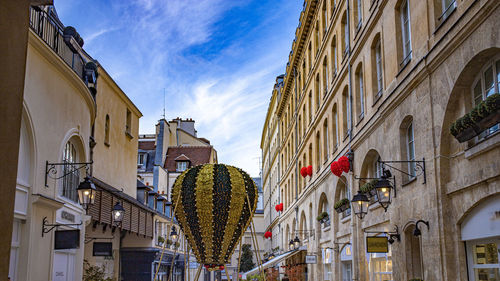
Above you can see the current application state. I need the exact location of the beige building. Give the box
[9,6,95,281]
[260,0,500,280]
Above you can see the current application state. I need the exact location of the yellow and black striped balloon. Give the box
[171,164,258,266]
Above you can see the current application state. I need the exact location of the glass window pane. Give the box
[485,66,495,96]
[474,82,483,105]
[474,243,499,264]
[496,61,500,93]
[474,268,500,281]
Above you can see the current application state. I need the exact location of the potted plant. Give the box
[334,198,350,213]
[450,93,500,142]
[316,211,329,224]
[174,241,180,249]
[166,239,173,248]
[360,179,379,197]
[157,236,165,245]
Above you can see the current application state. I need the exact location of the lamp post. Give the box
[413,220,429,236]
[77,176,96,213]
[289,239,294,250]
[293,236,300,249]
[170,226,179,243]
[351,191,370,219]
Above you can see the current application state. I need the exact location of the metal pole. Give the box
[168,246,178,281]
[245,193,265,280]
[237,239,243,281]
[154,192,182,281]
[194,265,203,281]
[224,264,231,281]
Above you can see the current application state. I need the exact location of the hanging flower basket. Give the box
[360,179,379,197]
[450,93,500,142]
[334,198,350,213]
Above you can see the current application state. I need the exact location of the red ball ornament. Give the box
[330,161,343,177]
[338,156,350,173]
[300,167,308,178]
[219,265,225,270]
[264,231,272,239]
[275,204,280,212]
[307,165,313,176]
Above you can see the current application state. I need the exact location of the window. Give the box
[316,132,321,170]
[126,109,132,135]
[369,251,393,281]
[104,114,110,145]
[309,91,313,123]
[332,104,339,148]
[342,13,349,59]
[472,58,500,138]
[331,0,336,15]
[440,0,456,21]
[355,65,365,120]
[138,153,146,167]
[176,161,188,172]
[467,241,500,281]
[315,22,320,55]
[62,141,79,202]
[323,57,329,94]
[319,195,331,228]
[9,219,22,281]
[323,2,328,35]
[316,74,321,111]
[341,245,352,281]
[373,37,383,97]
[331,37,338,75]
[407,123,416,178]
[342,88,350,138]
[303,106,307,136]
[355,0,363,30]
[308,43,312,71]
[400,0,412,66]
[323,120,329,162]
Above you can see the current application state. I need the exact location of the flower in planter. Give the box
[360,179,379,196]
[334,198,350,213]
[316,211,329,222]
[157,236,165,244]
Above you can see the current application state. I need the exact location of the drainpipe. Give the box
[346,0,360,280]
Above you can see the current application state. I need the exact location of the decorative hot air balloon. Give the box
[171,164,258,268]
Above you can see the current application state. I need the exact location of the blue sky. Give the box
[56,0,302,176]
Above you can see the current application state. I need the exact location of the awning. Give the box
[241,249,300,279]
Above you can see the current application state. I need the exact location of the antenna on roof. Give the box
[162,88,166,120]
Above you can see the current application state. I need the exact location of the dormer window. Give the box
[177,161,188,172]
[138,153,146,168]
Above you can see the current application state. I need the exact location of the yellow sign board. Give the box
[366,236,389,253]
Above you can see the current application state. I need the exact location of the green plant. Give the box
[334,198,349,209]
[157,236,165,244]
[360,179,378,193]
[240,244,255,272]
[450,93,500,136]
[166,239,173,245]
[316,211,328,221]
[83,260,112,281]
[272,246,280,252]
[247,273,265,281]
[174,241,180,248]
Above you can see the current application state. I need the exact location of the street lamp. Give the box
[413,220,429,237]
[289,239,294,250]
[293,236,300,249]
[77,177,96,212]
[112,202,125,226]
[170,226,179,243]
[351,191,370,219]
[375,169,393,211]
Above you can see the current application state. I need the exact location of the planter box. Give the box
[477,109,500,130]
[335,203,349,213]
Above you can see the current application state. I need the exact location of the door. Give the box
[467,238,500,281]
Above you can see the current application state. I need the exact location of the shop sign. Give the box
[54,230,80,249]
[305,255,317,264]
[366,236,388,253]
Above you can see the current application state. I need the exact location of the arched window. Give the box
[342,12,349,59]
[315,21,320,55]
[316,132,321,171]
[342,87,349,138]
[308,43,312,71]
[298,115,302,142]
[302,61,307,90]
[405,224,423,280]
[323,119,329,162]
[323,2,328,35]
[331,36,338,75]
[62,140,80,202]
[104,114,110,145]
[331,0,336,15]
[472,57,500,137]
[323,56,329,93]
[399,0,412,66]
[355,64,365,121]
[339,177,351,218]
[354,0,363,30]
[319,194,331,229]
[308,144,313,178]
[302,106,307,136]
[309,91,313,123]
[300,211,308,240]
[372,35,384,98]
[400,116,416,182]
[332,103,339,149]
[315,74,321,111]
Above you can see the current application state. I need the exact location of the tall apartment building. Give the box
[260,0,500,280]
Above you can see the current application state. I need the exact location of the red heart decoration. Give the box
[330,161,343,177]
[307,165,313,176]
[279,203,283,211]
[300,167,308,178]
[338,156,350,173]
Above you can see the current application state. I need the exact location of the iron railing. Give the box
[29,6,85,81]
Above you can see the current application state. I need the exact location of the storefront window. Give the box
[369,251,393,281]
[341,245,352,281]
[468,241,500,281]
[323,248,333,280]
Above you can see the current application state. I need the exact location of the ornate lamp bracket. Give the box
[45,160,93,187]
[378,158,426,184]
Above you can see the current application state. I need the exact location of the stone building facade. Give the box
[260,0,500,280]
